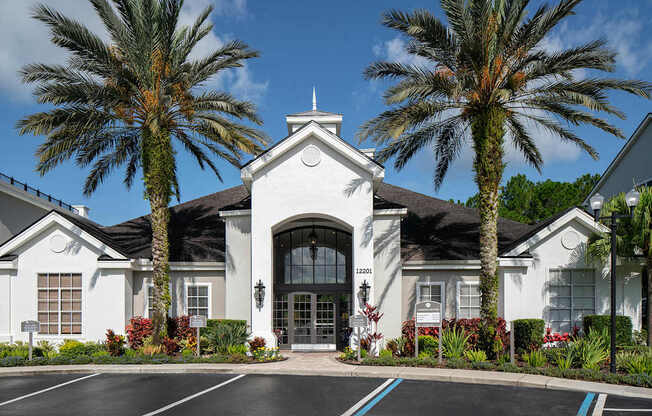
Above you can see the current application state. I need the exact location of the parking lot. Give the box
[0,373,650,415]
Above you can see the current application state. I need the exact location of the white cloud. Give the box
[0,0,266,103]
[373,36,429,67]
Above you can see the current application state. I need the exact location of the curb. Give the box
[1,363,651,400]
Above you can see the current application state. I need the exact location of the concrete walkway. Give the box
[1,351,650,400]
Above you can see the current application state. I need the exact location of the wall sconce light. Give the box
[254,279,265,309]
[360,280,370,306]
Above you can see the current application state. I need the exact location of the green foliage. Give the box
[634,330,648,347]
[339,347,358,361]
[513,319,545,354]
[59,340,105,358]
[583,315,633,346]
[464,349,487,363]
[617,351,652,375]
[205,320,250,354]
[441,326,470,359]
[227,344,248,355]
[379,349,393,359]
[552,348,575,371]
[418,335,439,357]
[571,328,609,370]
[523,350,547,367]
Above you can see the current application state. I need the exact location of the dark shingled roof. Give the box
[96,182,537,262]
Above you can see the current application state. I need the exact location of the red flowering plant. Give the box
[543,327,571,347]
[361,304,384,355]
[125,317,153,349]
[105,329,126,356]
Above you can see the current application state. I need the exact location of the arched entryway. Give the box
[272,220,353,350]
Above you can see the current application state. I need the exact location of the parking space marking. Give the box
[353,378,402,416]
[604,409,652,412]
[578,393,596,416]
[141,374,246,416]
[0,373,100,407]
[592,394,607,416]
[339,378,395,416]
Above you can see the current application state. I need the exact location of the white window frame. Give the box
[35,272,84,337]
[184,282,212,319]
[546,268,596,333]
[416,282,445,317]
[456,281,481,319]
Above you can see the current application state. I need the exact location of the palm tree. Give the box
[588,187,652,345]
[18,0,266,344]
[359,0,650,331]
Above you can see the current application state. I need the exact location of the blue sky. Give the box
[0,0,651,225]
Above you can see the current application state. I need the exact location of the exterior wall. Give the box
[223,215,252,323]
[0,189,49,245]
[401,269,481,321]
[372,214,402,340]
[6,223,128,343]
[0,270,15,342]
[132,270,226,319]
[592,121,652,201]
[503,218,643,330]
[249,134,375,345]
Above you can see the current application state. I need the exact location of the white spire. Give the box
[312,86,317,111]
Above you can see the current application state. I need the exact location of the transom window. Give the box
[37,273,82,335]
[457,282,481,319]
[274,226,352,285]
[186,284,210,318]
[548,269,595,333]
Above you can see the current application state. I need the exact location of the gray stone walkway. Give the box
[1,351,650,400]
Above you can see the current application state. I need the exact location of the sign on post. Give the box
[349,314,367,361]
[414,301,442,362]
[189,315,207,356]
[21,320,39,361]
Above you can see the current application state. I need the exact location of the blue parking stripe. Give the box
[577,393,595,416]
[354,378,403,416]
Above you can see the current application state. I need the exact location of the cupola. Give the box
[285,87,342,136]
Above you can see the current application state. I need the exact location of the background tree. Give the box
[359,0,650,344]
[18,0,266,344]
[588,187,652,345]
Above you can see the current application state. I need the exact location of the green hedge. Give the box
[513,319,545,353]
[200,319,247,337]
[583,315,633,346]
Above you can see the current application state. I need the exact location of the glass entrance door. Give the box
[292,293,312,344]
[274,293,338,348]
[315,295,336,344]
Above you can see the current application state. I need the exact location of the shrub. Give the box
[385,338,399,356]
[227,344,248,355]
[552,348,575,371]
[464,349,487,363]
[583,315,633,346]
[167,316,194,341]
[1,356,26,367]
[126,317,153,349]
[162,337,179,356]
[441,326,470,359]
[572,328,609,370]
[633,330,648,346]
[617,351,652,375]
[59,340,103,358]
[523,349,547,367]
[206,320,250,353]
[513,319,545,353]
[379,349,393,359]
[141,345,165,356]
[249,337,266,350]
[418,335,438,357]
[339,347,357,361]
[105,329,126,357]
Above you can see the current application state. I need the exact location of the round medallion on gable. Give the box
[49,234,67,253]
[561,230,580,250]
[301,145,321,167]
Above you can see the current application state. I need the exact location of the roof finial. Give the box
[312,86,317,111]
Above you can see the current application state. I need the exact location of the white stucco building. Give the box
[0,103,644,350]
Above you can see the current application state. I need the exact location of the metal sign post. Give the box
[414,302,442,361]
[21,320,39,361]
[349,314,367,361]
[189,315,207,357]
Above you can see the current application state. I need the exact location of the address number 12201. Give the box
[356,268,372,274]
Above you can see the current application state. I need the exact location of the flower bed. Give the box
[336,355,652,388]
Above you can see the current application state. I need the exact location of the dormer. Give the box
[285,88,342,136]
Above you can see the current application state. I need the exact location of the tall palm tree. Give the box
[588,187,652,344]
[359,0,650,332]
[18,0,266,343]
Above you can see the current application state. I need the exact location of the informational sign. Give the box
[414,301,442,362]
[21,320,39,361]
[21,320,39,333]
[349,315,367,328]
[189,315,207,328]
[415,301,442,326]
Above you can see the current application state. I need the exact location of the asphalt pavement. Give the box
[0,373,650,415]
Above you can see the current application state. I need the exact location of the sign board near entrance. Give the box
[189,315,207,328]
[21,320,39,333]
[415,301,441,326]
[349,315,367,328]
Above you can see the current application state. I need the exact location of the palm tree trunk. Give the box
[471,107,506,322]
[142,128,174,345]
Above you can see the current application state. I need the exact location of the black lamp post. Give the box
[590,188,640,373]
[360,280,370,306]
[254,279,266,310]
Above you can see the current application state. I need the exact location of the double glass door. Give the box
[274,292,339,348]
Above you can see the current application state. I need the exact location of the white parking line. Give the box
[141,374,246,416]
[591,394,607,416]
[604,409,652,413]
[0,373,100,407]
[339,378,395,416]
